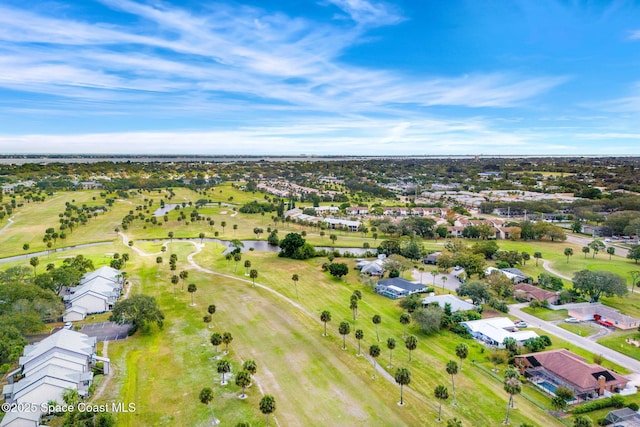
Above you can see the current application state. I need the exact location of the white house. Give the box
[3,329,108,411]
[323,217,361,232]
[0,408,42,427]
[422,294,476,312]
[64,267,123,315]
[63,305,88,322]
[68,291,111,314]
[461,317,538,348]
[79,265,124,286]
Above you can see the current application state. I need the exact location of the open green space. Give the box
[6,187,640,426]
[557,322,601,338]
[598,330,640,361]
[521,307,568,321]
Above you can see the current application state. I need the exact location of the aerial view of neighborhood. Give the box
[1,1,640,427]
[0,155,638,427]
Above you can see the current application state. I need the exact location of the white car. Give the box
[515,321,528,328]
[564,317,580,323]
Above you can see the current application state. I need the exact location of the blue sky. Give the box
[0,0,639,155]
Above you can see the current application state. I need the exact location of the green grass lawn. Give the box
[598,330,640,361]
[557,322,601,337]
[8,191,640,426]
[521,307,568,321]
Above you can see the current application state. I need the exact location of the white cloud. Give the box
[0,1,565,116]
[323,0,403,27]
[629,29,640,40]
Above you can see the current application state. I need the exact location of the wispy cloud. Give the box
[0,1,564,117]
[323,0,404,27]
[629,29,640,40]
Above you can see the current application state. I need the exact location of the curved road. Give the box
[510,303,640,383]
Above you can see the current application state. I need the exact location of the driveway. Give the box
[509,303,640,381]
[80,321,131,341]
[412,269,462,293]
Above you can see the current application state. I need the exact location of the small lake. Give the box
[153,204,179,217]
[152,237,373,256]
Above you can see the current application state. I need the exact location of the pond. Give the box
[153,204,179,217]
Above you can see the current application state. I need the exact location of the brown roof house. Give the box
[514,283,559,305]
[515,349,632,400]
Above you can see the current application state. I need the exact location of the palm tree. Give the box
[441,275,447,291]
[217,359,231,385]
[30,256,39,277]
[503,377,522,425]
[179,270,189,291]
[233,224,238,235]
[236,370,251,398]
[233,253,242,272]
[249,269,258,286]
[399,313,411,339]
[171,275,179,297]
[405,335,418,361]
[244,260,251,276]
[607,246,615,260]
[395,367,411,406]
[434,385,449,422]
[259,395,276,426]
[446,360,458,406]
[355,329,364,356]
[350,298,358,320]
[455,343,469,371]
[210,332,222,352]
[533,251,542,266]
[222,332,233,353]
[372,314,381,341]
[208,304,216,322]
[338,321,351,350]
[243,359,257,376]
[564,247,574,264]
[329,234,337,247]
[199,232,205,243]
[387,337,396,368]
[168,231,174,244]
[121,253,129,266]
[320,310,331,336]
[582,246,590,258]
[431,270,438,285]
[199,387,217,423]
[221,221,226,234]
[291,273,300,299]
[551,395,567,415]
[187,283,197,306]
[446,418,463,427]
[369,344,381,378]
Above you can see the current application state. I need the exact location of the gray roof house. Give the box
[422,294,476,312]
[3,329,108,412]
[0,408,42,427]
[375,278,428,299]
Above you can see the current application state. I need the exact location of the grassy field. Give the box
[6,188,640,426]
[598,330,640,361]
[521,307,568,321]
[557,322,601,337]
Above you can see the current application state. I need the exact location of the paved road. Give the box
[510,303,640,382]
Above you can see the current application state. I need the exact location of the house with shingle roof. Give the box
[515,349,632,400]
[514,283,559,305]
[3,329,108,410]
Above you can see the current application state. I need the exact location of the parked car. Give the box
[564,317,580,323]
[64,322,73,329]
[515,321,528,328]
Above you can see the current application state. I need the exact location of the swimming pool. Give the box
[538,380,557,394]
